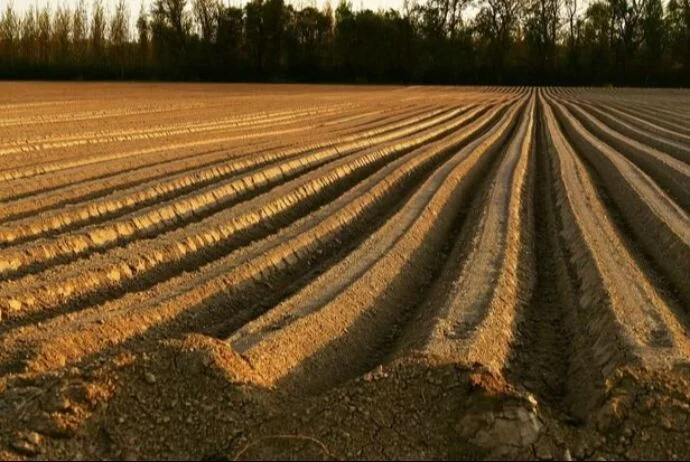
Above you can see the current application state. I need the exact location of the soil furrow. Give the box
[0,104,502,324]
[0,103,425,203]
[543,96,690,370]
[0,106,458,244]
[0,104,348,157]
[0,101,513,374]
[1,86,688,462]
[0,106,479,276]
[223,98,525,392]
[0,142,284,223]
[0,103,364,179]
[506,94,602,421]
[592,100,690,138]
[581,102,690,161]
[550,98,690,309]
[560,100,690,211]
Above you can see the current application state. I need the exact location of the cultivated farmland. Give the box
[0,83,689,460]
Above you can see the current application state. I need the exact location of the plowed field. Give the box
[1,83,689,460]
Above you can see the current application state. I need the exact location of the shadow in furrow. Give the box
[1,106,481,281]
[551,103,690,325]
[505,101,580,421]
[0,107,499,336]
[0,144,280,224]
[266,103,525,396]
[0,151,345,281]
[189,111,505,340]
[0,152,400,334]
[0,106,502,375]
[0,144,316,246]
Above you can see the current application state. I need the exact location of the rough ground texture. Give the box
[0,83,689,460]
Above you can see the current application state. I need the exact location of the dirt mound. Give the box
[3,335,689,460]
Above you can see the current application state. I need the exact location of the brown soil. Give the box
[1,83,689,461]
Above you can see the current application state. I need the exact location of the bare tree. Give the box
[194,0,219,42]
[524,0,561,74]
[20,6,38,63]
[37,5,52,62]
[166,0,192,44]
[53,4,72,63]
[90,0,107,60]
[474,0,521,81]
[0,3,20,62]
[110,0,130,46]
[110,0,129,73]
[412,0,471,37]
[73,0,88,63]
[137,2,150,62]
[564,0,578,47]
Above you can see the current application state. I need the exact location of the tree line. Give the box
[0,0,689,85]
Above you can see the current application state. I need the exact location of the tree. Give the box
[413,0,469,37]
[20,6,38,65]
[194,0,219,42]
[216,5,244,73]
[0,0,687,84]
[110,0,130,74]
[0,3,19,67]
[523,0,561,79]
[73,0,88,65]
[563,0,583,78]
[334,1,355,77]
[166,0,191,47]
[137,3,150,65]
[53,5,72,65]
[150,0,191,72]
[285,6,332,78]
[474,0,520,82]
[262,0,287,76]
[244,0,266,74]
[666,0,690,76]
[640,0,664,82]
[37,5,52,63]
[91,0,107,62]
[582,1,613,82]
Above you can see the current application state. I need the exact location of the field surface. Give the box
[0,83,689,460]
